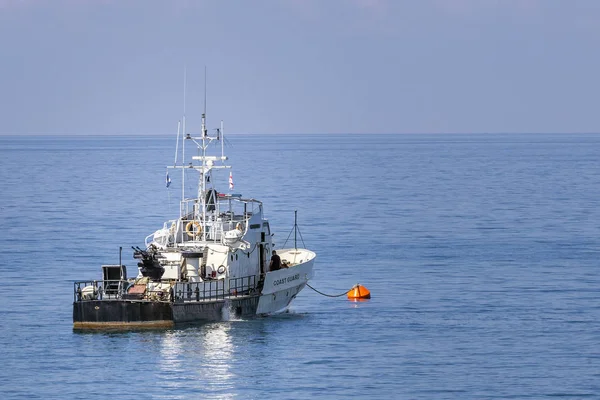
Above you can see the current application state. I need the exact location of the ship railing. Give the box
[178,216,249,244]
[173,275,257,303]
[74,279,177,302]
[145,219,179,247]
[74,275,258,303]
[228,275,257,297]
[73,280,130,302]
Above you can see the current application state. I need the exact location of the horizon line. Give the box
[2,132,600,137]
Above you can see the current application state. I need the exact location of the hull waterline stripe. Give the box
[73,320,174,330]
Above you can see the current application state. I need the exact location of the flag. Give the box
[166,171,171,188]
[229,171,234,190]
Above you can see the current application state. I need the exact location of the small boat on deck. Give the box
[72,107,316,330]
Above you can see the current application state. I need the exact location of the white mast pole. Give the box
[201,66,207,240]
[204,65,207,137]
[221,120,224,159]
[182,66,187,219]
[175,120,181,164]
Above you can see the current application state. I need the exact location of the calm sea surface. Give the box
[1,133,599,399]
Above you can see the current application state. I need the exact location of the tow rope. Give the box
[306,283,371,300]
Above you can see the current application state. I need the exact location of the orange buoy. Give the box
[347,284,371,300]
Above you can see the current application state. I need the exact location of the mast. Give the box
[221,120,224,160]
[181,66,187,218]
[200,67,208,240]
[203,65,207,138]
[168,68,232,243]
[174,120,180,165]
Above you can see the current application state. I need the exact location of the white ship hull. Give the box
[256,249,315,315]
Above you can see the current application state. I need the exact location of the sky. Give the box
[1,0,600,135]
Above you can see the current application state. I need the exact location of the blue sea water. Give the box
[1,133,600,399]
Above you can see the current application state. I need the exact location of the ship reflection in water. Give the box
[159,323,237,398]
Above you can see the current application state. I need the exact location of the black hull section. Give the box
[73,300,174,329]
[73,296,260,330]
[172,296,260,323]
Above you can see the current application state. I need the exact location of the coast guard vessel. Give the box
[73,110,315,329]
